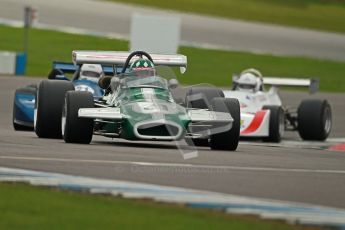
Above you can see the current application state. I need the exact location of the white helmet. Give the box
[79,64,104,82]
[236,68,263,92]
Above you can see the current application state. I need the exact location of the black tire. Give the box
[262,105,285,143]
[185,86,224,109]
[35,80,74,138]
[186,138,209,147]
[209,98,240,151]
[13,86,37,131]
[297,99,332,141]
[62,91,94,144]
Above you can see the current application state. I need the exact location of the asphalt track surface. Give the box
[1,76,345,209]
[1,0,345,61]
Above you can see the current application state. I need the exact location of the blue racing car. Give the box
[12,61,115,131]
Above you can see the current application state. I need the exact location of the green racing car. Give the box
[34,51,241,151]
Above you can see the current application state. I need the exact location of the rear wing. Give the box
[52,62,78,74]
[263,77,319,94]
[72,51,188,74]
[232,75,319,94]
[52,61,117,75]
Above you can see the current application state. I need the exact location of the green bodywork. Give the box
[98,75,190,140]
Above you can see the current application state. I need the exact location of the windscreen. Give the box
[120,70,168,90]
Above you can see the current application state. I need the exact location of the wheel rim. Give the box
[323,107,332,134]
[61,102,67,137]
[33,108,37,130]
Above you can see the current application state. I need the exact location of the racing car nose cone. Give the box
[134,120,183,141]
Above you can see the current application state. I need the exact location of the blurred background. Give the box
[0,0,344,92]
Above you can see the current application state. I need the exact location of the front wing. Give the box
[78,108,232,123]
[78,107,234,138]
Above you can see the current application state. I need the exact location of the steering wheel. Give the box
[121,51,154,74]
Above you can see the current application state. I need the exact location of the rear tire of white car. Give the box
[262,106,284,143]
[210,98,240,151]
[297,99,332,141]
[13,86,37,131]
[35,80,74,138]
[62,91,94,144]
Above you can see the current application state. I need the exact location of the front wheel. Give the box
[62,91,94,144]
[185,138,209,147]
[297,99,332,141]
[35,80,74,138]
[209,97,240,151]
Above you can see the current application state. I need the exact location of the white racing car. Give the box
[223,69,332,142]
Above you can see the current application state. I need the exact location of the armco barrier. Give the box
[15,53,27,75]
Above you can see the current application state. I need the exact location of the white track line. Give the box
[1,155,345,175]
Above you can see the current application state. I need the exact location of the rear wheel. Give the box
[209,98,240,151]
[262,105,285,143]
[62,91,94,144]
[35,80,74,138]
[297,99,332,141]
[13,86,37,131]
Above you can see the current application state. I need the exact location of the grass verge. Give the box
[1,24,344,92]
[106,0,345,34]
[0,183,317,229]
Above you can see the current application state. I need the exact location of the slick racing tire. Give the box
[62,91,94,144]
[262,105,285,143]
[13,86,37,131]
[209,97,240,151]
[185,86,224,109]
[297,99,332,141]
[185,138,209,147]
[35,80,74,138]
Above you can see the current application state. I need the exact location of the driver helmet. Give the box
[237,68,263,92]
[79,64,104,82]
[129,58,155,77]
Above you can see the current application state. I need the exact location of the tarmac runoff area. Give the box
[1,76,345,228]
